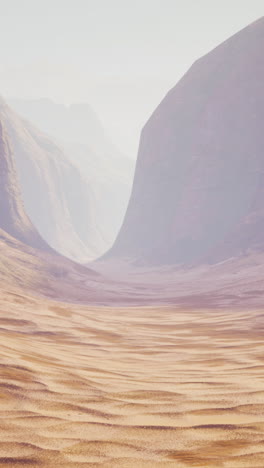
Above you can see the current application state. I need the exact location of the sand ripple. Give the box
[0,291,263,466]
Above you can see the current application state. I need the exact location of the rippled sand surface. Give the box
[0,290,263,467]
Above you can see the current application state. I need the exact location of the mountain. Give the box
[8,99,116,153]
[0,119,51,251]
[0,116,113,304]
[0,97,106,262]
[1,106,264,309]
[105,17,264,266]
[8,98,135,248]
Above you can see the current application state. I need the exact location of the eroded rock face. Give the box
[0,98,105,262]
[8,98,135,255]
[107,17,264,265]
[0,120,51,251]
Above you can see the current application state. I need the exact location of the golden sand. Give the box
[0,290,263,467]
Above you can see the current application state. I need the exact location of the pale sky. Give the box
[0,0,264,157]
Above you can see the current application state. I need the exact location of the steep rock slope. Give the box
[0,119,51,251]
[0,98,105,262]
[107,17,264,265]
[8,99,135,249]
[1,118,264,308]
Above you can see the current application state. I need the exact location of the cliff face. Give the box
[0,120,51,251]
[107,17,264,265]
[0,98,105,262]
[9,98,135,250]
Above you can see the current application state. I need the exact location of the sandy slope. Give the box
[0,289,263,467]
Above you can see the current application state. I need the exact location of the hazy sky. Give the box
[0,0,264,157]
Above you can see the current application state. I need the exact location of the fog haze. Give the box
[1,0,264,156]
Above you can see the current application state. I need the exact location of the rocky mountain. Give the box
[1,103,264,309]
[106,17,264,266]
[0,97,106,262]
[8,98,135,248]
[0,119,51,251]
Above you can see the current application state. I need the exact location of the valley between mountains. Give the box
[0,15,264,468]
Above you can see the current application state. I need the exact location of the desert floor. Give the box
[0,289,263,467]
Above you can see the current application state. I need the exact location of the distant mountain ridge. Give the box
[105,17,264,266]
[9,98,120,154]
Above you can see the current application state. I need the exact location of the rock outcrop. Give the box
[106,17,264,266]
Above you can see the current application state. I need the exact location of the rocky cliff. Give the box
[107,18,264,266]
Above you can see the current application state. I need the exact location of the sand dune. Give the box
[0,290,263,467]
